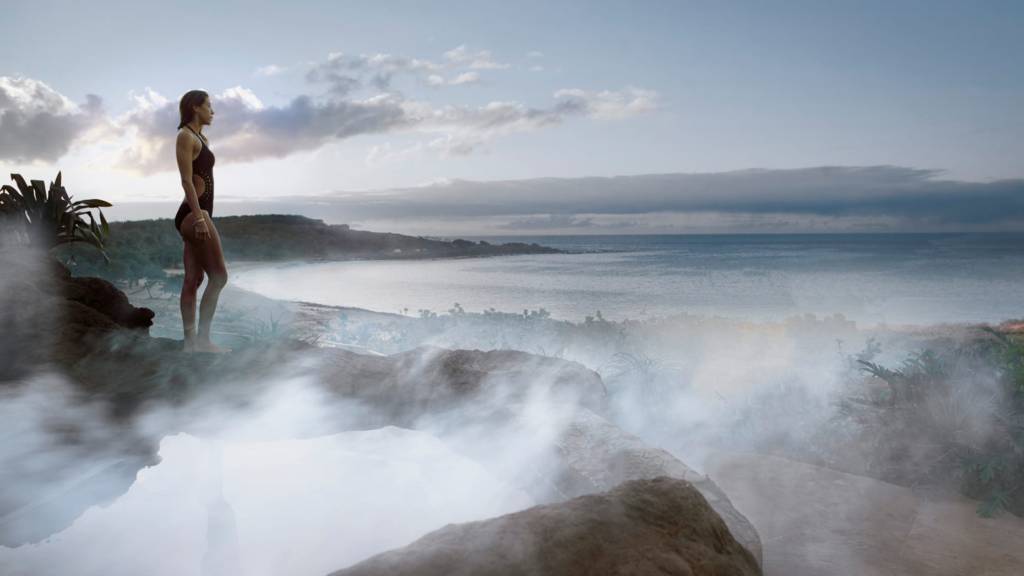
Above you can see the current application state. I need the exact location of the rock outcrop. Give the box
[313,345,609,425]
[0,249,155,377]
[553,408,762,566]
[0,249,153,330]
[311,346,762,564]
[705,451,1024,576]
[328,476,761,576]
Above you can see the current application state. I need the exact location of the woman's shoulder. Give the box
[178,125,202,136]
[178,127,208,146]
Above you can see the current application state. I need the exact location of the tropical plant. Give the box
[249,310,294,342]
[0,171,112,262]
[603,350,686,404]
[855,345,963,407]
[854,329,1024,517]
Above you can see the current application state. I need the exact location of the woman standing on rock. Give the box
[174,90,230,354]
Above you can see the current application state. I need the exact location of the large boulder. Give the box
[313,345,608,425]
[328,476,762,576]
[552,408,762,567]
[62,276,155,329]
[0,249,155,379]
[312,345,762,568]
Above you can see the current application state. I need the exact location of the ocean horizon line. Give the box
[451,231,1024,238]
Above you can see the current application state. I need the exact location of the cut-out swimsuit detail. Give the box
[174,125,215,234]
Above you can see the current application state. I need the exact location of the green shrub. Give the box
[856,327,1024,517]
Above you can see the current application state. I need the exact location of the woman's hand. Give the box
[194,215,210,241]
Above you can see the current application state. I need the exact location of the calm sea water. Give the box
[230,233,1024,328]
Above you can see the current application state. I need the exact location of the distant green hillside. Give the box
[52,214,563,282]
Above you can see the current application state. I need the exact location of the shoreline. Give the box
[127,273,1022,356]
[186,259,1024,337]
[223,278,1021,339]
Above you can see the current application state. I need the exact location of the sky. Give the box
[1,0,1022,235]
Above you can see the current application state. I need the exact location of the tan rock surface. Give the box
[328,476,762,576]
[705,451,1024,576]
[554,408,763,567]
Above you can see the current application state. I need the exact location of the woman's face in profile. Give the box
[194,98,215,125]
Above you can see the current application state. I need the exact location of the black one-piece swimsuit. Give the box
[174,125,215,234]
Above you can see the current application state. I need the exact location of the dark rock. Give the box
[62,276,154,329]
[0,249,153,339]
[1,249,156,384]
[328,476,762,576]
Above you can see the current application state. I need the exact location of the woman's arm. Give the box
[176,130,208,238]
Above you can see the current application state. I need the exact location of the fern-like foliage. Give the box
[857,329,1024,517]
[0,171,112,262]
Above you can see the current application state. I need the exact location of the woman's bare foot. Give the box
[193,339,231,354]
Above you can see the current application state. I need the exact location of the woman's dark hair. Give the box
[177,90,209,129]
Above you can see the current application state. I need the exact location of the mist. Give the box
[0,295,615,574]
[3,233,1023,575]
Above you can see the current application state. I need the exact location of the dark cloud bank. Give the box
[240,166,1023,233]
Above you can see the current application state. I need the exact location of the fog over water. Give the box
[231,233,1024,328]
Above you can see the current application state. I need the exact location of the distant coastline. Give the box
[54,214,565,282]
[217,232,1024,329]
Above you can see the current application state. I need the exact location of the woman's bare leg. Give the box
[180,236,205,352]
[196,220,228,352]
[180,210,230,353]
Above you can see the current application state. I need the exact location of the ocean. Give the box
[230,233,1024,328]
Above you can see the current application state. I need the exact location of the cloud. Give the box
[443,44,509,70]
[257,166,1024,232]
[305,51,445,96]
[449,72,481,86]
[115,87,411,174]
[107,73,656,172]
[365,141,425,166]
[219,86,266,111]
[304,46,506,94]
[127,87,169,112]
[1,47,659,172]
[553,86,659,119]
[496,213,640,230]
[394,86,659,156]
[423,71,482,88]
[0,76,107,162]
[401,99,555,156]
[426,133,486,157]
[254,64,287,77]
